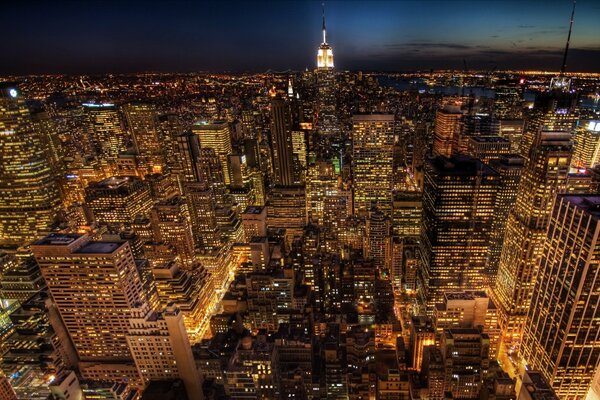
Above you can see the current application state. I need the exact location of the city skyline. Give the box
[1,1,600,399]
[1,0,600,75]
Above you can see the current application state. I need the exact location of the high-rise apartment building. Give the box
[493,130,572,345]
[420,156,500,311]
[352,114,395,216]
[0,84,61,247]
[192,120,232,185]
[520,195,600,398]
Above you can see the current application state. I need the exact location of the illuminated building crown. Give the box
[317,4,334,69]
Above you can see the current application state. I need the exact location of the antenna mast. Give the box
[560,0,576,76]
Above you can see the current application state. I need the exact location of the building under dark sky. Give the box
[1,0,599,75]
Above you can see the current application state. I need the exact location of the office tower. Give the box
[127,305,203,400]
[420,156,500,310]
[192,120,232,185]
[306,161,338,225]
[519,90,577,161]
[494,84,523,120]
[364,208,391,270]
[176,130,202,183]
[122,102,163,173]
[518,371,559,400]
[150,196,196,268]
[31,234,144,380]
[145,172,179,201]
[520,195,600,398]
[197,148,227,198]
[352,114,395,216]
[392,192,422,238]
[0,255,45,303]
[493,130,572,345]
[467,136,511,163]
[434,291,501,359]
[85,176,152,230]
[291,129,307,169]
[270,97,295,186]
[410,316,436,372]
[0,84,61,247]
[315,8,338,138]
[267,185,307,243]
[498,119,525,153]
[487,155,525,277]
[241,206,267,241]
[159,113,186,173]
[572,120,600,169]
[83,102,127,161]
[433,106,463,157]
[185,183,221,251]
[228,154,248,188]
[441,328,490,399]
[247,170,266,206]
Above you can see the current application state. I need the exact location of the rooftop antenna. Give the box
[560,0,576,76]
[322,2,327,44]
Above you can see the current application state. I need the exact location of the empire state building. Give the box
[317,11,334,69]
[315,6,339,140]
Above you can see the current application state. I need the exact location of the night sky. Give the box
[2,0,599,75]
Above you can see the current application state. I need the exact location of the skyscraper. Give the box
[572,120,600,169]
[83,102,127,161]
[85,176,152,231]
[123,102,163,173]
[493,130,572,345]
[352,114,395,216]
[31,234,144,380]
[270,97,295,186]
[0,83,61,247]
[315,7,339,138]
[420,155,500,311]
[520,195,600,398]
[433,105,463,158]
[192,120,232,185]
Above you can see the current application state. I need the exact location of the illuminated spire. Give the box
[316,3,334,69]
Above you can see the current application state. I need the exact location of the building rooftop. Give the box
[521,371,559,400]
[33,233,83,246]
[470,135,510,143]
[75,242,122,254]
[91,176,140,190]
[428,155,498,177]
[561,195,600,217]
[193,119,227,128]
[243,206,265,215]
